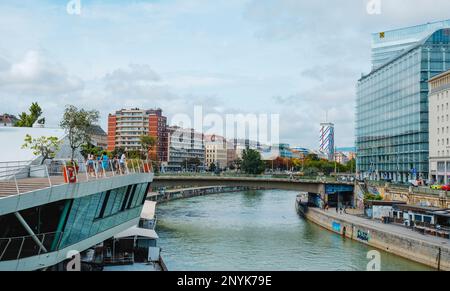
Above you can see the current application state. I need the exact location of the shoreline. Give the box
[303,207,450,270]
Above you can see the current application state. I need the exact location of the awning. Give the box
[141,201,156,220]
[114,226,159,240]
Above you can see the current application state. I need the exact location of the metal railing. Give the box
[0,231,63,262]
[0,158,153,197]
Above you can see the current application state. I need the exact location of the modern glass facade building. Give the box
[356,25,450,182]
[371,20,450,70]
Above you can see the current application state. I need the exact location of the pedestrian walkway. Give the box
[318,208,450,248]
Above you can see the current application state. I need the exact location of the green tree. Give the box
[344,159,356,173]
[16,102,44,127]
[209,162,216,172]
[80,142,103,158]
[183,157,202,171]
[22,135,61,165]
[60,105,99,160]
[139,135,157,160]
[241,149,265,175]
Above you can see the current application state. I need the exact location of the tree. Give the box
[139,135,157,160]
[16,102,44,127]
[22,135,61,165]
[60,105,99,160]
[209,162,216,172]
[80,142,103,158]
[241,149,265,175]
[183,157,202,171]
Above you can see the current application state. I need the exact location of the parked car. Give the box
[441,185,450,191]
[431,184,443,190]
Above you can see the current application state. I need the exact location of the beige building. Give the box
[205,135,227,170]
[429,70,450,184]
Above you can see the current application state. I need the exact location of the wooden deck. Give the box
[0,175,98,198]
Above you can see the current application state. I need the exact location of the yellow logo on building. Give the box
[379,32,385,39]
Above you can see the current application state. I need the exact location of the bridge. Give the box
[152,175,355,197]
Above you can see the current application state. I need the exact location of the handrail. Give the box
[0,158,153,198]
[0,231,64,262]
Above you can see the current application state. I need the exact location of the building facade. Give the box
[356,24,450,182]
[107,108,168,163]
[429,70,450,184]
[167,126,205,171]
[205,135,227,170]
[371,20,450,70]
[0,114,18,127]
[88,125,108,149]
[320,123,335,160]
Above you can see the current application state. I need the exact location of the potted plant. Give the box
[22,134,61,178]
[63,160,80,183]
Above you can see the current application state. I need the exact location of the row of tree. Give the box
[235,150,356,176]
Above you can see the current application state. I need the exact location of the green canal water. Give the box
[156,190,433,271]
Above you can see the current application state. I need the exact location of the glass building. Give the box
[356,25,450,182]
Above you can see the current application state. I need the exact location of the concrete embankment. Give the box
[304,208,450,270]
[148,186,256,203]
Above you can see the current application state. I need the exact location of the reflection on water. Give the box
[156,190,433,271]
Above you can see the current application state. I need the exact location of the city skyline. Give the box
[2,1,450,149]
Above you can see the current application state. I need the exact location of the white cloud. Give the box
[0,50,83,95]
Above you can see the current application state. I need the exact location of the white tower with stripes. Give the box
[320,122,335,161]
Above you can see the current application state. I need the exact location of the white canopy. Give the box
[141,201,156,220]
[114,226,159,240]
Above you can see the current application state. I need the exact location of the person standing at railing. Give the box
[96,155,102,175]
[87,153,95,177]
[120,153,126,174]
[102,153,109,174]
[113,155,120,174]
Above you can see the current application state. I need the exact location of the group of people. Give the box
[86,153,127,177]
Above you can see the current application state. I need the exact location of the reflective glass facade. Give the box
[371,20,450,69]
[356,29,450,182]
[59,182,150,248]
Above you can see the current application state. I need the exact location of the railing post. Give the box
[0,239,12,261]
[84,160,89,182]
[102,161,107,178]
[119,161,123,176]
[38,234,46,256]
[13,174,20,195]
[17,237,25,260]
[125,160,130,175]
[45,164,52,187]
[73,159,79,182]
[110,160,115,177]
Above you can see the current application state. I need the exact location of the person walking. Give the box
[102,152,109,175]
[120,153,126,174]
[87,153,95,177]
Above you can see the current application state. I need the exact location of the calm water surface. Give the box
[156,190,433,271]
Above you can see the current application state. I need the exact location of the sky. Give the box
[1,0,450,149]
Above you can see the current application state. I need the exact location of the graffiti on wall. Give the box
[367,186,380,196]
[357,229,370,242]
[356,185,365,210]
[332,221,341,233]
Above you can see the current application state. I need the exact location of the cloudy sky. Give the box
[1,0,450,149]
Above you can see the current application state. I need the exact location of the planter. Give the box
[143,163,151,173]
[63,165,79,183]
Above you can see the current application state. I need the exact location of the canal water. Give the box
[156,190,433,271]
